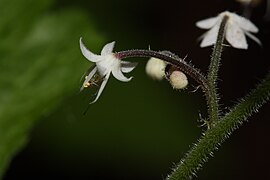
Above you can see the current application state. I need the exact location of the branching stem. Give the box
[115,22,270,180]
[166,72,270,180]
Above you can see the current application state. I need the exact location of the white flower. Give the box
[80,38,137,103]
[145,57,166,80]
[196,11,261,49]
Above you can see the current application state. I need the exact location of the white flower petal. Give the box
[112,68,132,82]
[200,23,219,47]
[232,13,259,33]
[226,22,248,49]
[245,31,262,46]
[101,41,115,56]
[80,38,102,62]
[196,11,260,50]
[196,16,219,29]
[80,66,97,91]
[120,61,138,73]
[96,54,119,77]
[90,73,110,104]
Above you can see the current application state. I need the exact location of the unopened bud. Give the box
[169,70,188,89]
[145,58,166,80]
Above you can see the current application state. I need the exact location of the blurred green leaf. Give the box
[0,0,103,177]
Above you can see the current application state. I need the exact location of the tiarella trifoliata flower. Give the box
[196,11,261,49]
[80,38,137,103]
[145,57,166,80]
[169,70,188,89]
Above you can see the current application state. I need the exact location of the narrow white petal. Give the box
[120,61,138,73]
[245,31,262,46]
[196,17,219,29]
[101,41,115,56]
[226,22,248,49]
[112,68,132,82]
[80,66,97,91]
[96,54,119,77]
[90,73,110,104]
[80,37,102,62]
[233,13,259,33]
[200,24,219,47]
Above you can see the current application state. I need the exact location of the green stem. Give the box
[167,72,270,180]
[207,15,228,128]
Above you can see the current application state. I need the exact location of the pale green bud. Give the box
[145,57,166,80]
[169,70,188,89]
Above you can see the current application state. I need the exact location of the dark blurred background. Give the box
[0,0,270,179]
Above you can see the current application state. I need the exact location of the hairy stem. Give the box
[116,50,209,96]
[207,15,228,128]
[167,72,270,180]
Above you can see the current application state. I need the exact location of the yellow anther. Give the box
[84,82,91,88]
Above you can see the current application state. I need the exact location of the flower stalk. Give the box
[116,50,208,92]
[206,15,228,128]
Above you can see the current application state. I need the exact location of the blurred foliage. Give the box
[0,0,104,177]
